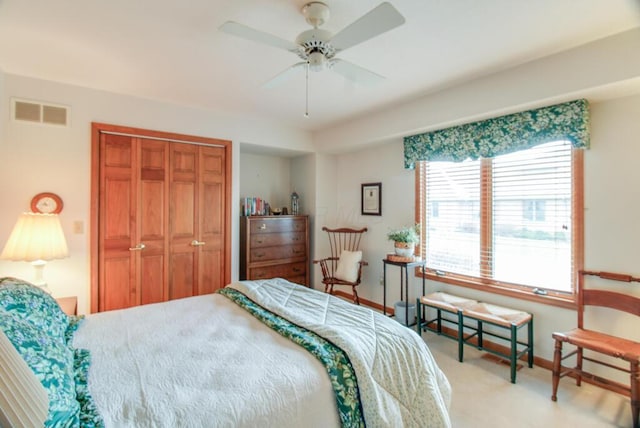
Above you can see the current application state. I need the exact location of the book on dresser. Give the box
[239,215,310,287]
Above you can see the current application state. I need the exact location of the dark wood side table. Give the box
[56,296,78,316]
[382,258,426,327]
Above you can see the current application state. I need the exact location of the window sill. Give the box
[420,271,577,310]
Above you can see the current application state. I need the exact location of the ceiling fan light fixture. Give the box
[308,51,327,72]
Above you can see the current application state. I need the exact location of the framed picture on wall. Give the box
[361,182,382,216]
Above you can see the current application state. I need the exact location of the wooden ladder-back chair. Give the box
[551,270,640,428]
[314,227,368,304]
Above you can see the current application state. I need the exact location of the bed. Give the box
[0,276,451,427]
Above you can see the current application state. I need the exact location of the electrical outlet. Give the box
[379,275,384,286]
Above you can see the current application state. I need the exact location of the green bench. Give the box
[416,291,534,383]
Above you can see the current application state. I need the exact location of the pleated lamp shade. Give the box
[1,212,68,261]
[1,212,69,287]
[0,329,49,428]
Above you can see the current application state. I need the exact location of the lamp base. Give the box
[31,260,50,293]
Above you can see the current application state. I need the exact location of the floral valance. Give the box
[403,99,590,169]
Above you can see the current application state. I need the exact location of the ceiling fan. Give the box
[220,2,406,88]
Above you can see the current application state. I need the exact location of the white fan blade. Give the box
[220,21,300,53]
[331,2,405,52]
[263,62,307,88]
[330,59,385,85]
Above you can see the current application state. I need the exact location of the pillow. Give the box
[0,277,69,340]
[0,311,79,427]
[334,250,363,283]
[0,328,49,428]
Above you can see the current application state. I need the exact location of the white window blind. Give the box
[424,159,480,277]
[422,140,574,293]
[491,140,572,290]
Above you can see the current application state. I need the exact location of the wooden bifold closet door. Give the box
[91,123,232,313]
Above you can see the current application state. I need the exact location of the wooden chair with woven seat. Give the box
[313,227,368,304]
[551,270,640,428]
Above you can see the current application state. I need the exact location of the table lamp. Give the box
[0,212,69,291]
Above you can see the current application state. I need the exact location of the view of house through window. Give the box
[419,140,577,294]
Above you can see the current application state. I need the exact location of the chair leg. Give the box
[352,287,360,305]
[510,324,517,384]
[630,359,639,428]
[457,310,464,363]
[551,339,563,401]
[415,298,422,335]
[527,319,534,368]
[576,347,583,387]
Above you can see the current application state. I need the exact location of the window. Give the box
[417,140,583,300]
[522,200,545,222]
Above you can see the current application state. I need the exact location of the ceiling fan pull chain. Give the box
[304,62,310,118]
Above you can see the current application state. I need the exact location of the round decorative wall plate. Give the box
[31,192,64,214]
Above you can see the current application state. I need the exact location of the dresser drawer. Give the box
[250,244,306,263]
[250,231,305,248]
[249,218,306,234]
[249,262,307,280]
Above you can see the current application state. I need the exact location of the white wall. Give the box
[239,152,291,211]
[331,142,410,303]
[310,153,338,288]
[289,154,317,283]
[0,73,313,314]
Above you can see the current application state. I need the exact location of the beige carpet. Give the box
[423,333,633,427]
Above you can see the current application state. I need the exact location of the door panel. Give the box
[139,139,168,305]
[102,256,133,311]
[100,133,137,312]
[197,249,221,295]
[169,144,197,299]
[171,182,196,237]
[140,254,164,305]
[170,252,195,299]
[104,178,132,240]
[199,146,226,293]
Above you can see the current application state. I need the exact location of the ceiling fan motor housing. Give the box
[295,28,335,69]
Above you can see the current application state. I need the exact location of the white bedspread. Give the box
[228,279,452,428]
[73,292,340,428]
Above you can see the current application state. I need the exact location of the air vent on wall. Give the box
[12,98,69,127]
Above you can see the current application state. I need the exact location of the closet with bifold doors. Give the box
[91,123,232,313]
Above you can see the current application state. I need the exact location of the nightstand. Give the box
[56,296,78,316]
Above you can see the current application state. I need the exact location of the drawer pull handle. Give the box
[258,224,267,230]
[293,268,301,273]
[256,239,264,244]
[191,240,206,247]
[129,243,146,251]
[256,252,265,258]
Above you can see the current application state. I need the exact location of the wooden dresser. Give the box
[240,215,309,286]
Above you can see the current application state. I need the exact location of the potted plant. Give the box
[387,224,420,257]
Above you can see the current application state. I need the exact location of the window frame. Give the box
[415,147,583,309]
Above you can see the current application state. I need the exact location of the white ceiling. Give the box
[1,0,639,132]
